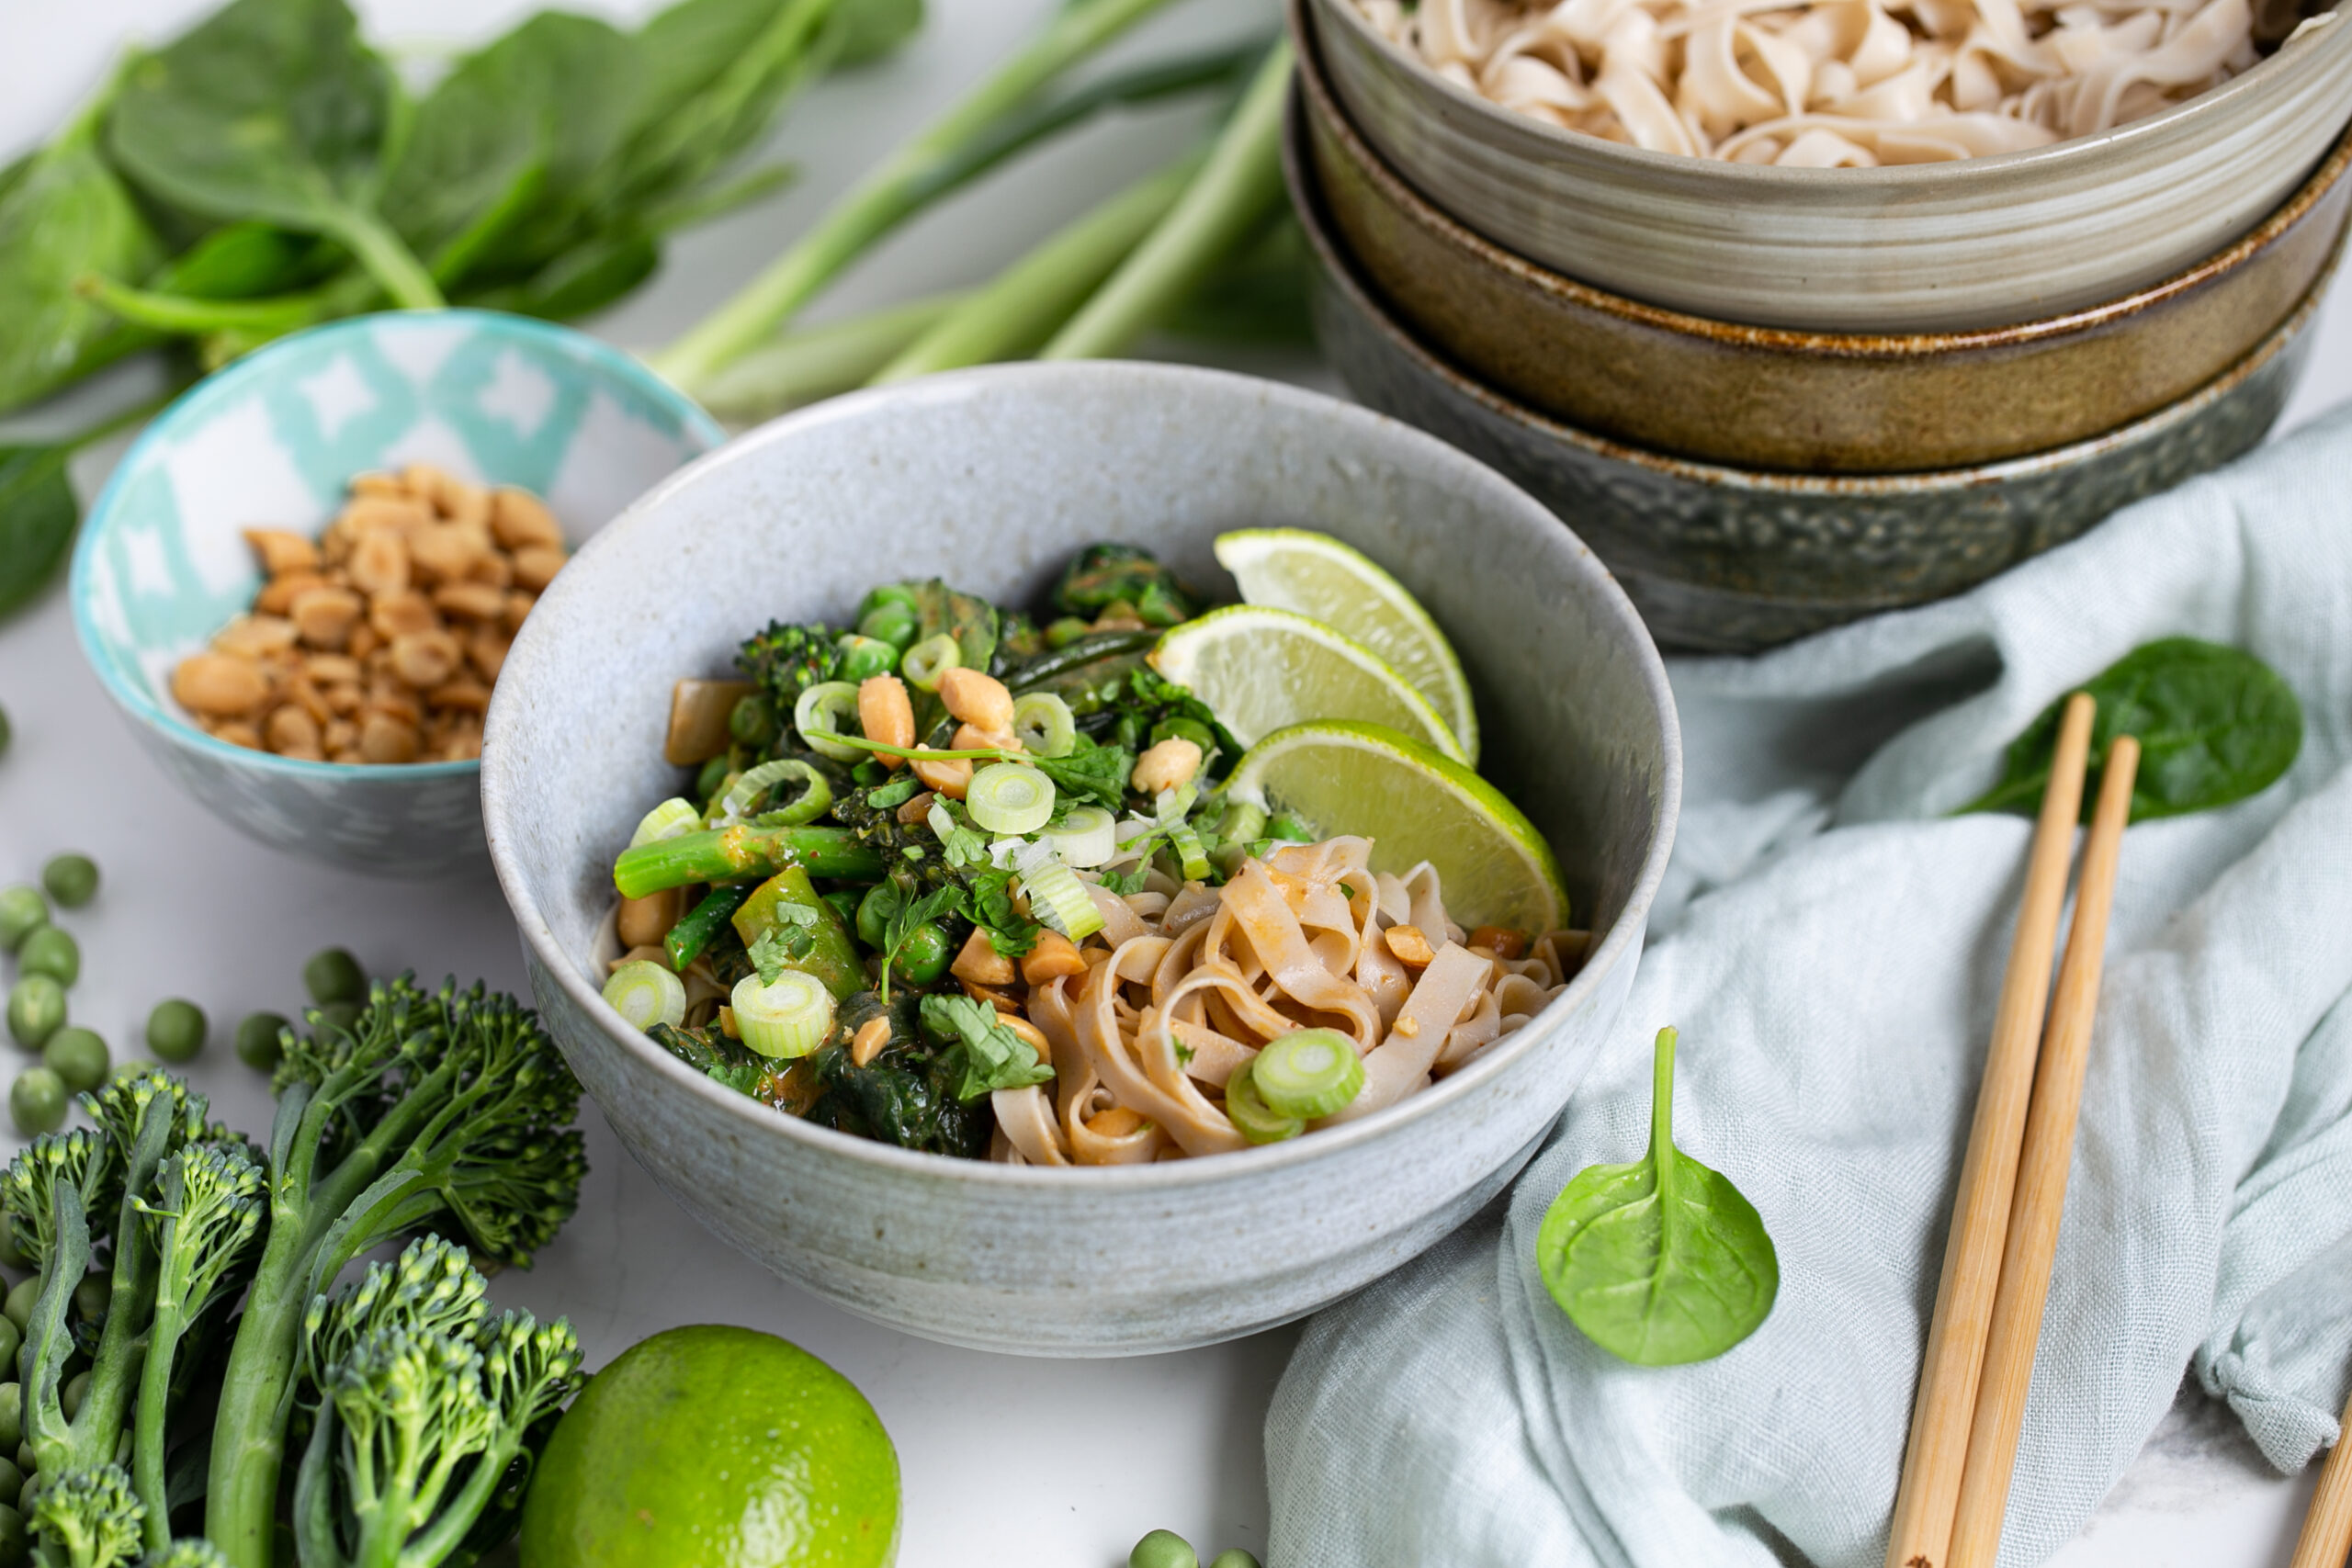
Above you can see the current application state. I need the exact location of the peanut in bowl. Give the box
[71,310,722,877]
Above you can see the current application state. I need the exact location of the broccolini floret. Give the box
[736,620,843,713]
[28,1463,144,1568]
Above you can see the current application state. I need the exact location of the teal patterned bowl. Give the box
[71,310,722,878]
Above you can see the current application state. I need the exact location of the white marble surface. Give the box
[3,3,2348,1564]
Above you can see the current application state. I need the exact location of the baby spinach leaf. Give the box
[1964,637,2302,823]
[0,444,79,618]
[0,96,162,416]
[1535,1027,1779,1366]
[106,0,443,309]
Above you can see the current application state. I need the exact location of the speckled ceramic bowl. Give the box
[1291,116,2333,653]
[482,362,1682,1355]
[1302,0,2352,333]
[72,310,722,877]
[1299,25,2352,474]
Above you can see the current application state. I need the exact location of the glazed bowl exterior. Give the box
[1302,0,2352,333]
[481,362,1682,1355]
[70,310,721,877]
[1298,23,2352,475]
[1290,109,2332,654]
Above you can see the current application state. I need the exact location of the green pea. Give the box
[59,1371,86,1423]
[695,754,733,804]
[72,1273,108,1325]
[1130,1530,1198,1568]
[857,583,920,620]
[1207,1552,1261,1568]
[0,1281,34,1334]
[6,979,64,1050]
[0,890,43,955]
[896,922,952,987]
[1045,615,1092,649]
[314,1000,362,1038]
[36,855,96,910]
[0,1386,18,1451]
[0,1501,22,1568]
[729,693,779,750]
[41,1028,107,1094]
[858,602,919,650]
[835,635,899,683]
[302,948,367,1007]
[0,1217,23,1273]
[17,927,76,988]
[236,1011,290,1072]
[1150,716,1217,756]
[855,884,898,950]
[0,1456,18,1510]
[9,1443,24,1477]
[146,999,207,1064]
[0,1319,17,1372]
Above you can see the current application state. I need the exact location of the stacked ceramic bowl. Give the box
[1287,0,2352,651]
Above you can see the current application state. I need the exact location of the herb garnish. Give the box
[922,995,1055,1100]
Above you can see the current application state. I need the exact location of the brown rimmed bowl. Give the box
[1295,14,2352,476]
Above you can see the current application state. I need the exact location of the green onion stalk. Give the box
[695,291,972,419]
[650,0,1187,393]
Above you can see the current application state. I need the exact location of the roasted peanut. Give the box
[243,527,319,575]
[348,471,408,499]
[175,654,268,716]
[859,676,914,766]
[851,1016,893,1068]
[358,711,421,764]
[1384,924,1436,967]
[951,722,1019,755]
[910,749,972,799]
[1019,931,1086,985]
[368,589,438,641]
[951,927,1018,987]
[937,667,1014,733]
[503,592,537,630]
[212,615,299,660]
[406,523,484,582]
[255,571,325,615]
[346,529,411,595]
[289,586,365,649]
[509,545,566,592]
[266,705,323,757]
[305,653,362,685]
[215,720,264,750]
[432,581,506,621]
[616,889,683,949]
[1086,1107,1150,1138]
[343,494,431,536]
[466,626,511,682]
[389,630,462,688]
[1132,737,1203,795]
[426,678,492,714]
[491,487,564,549]
[1467,926,1528,960]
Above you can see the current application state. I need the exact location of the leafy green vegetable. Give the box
[921,995,1054,1100]
[0,90,160,415]
[1964,637,2303,823]
[0,443,80,619]
[1535,1027,1778,1366]
[803,989,989,1156]
[1050,543,1202,626]
[1029,736,1135,813]
[106,0,444,310]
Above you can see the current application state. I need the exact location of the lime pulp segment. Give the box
[1149,604,1467,761]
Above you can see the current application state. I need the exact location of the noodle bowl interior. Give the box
[1351,0,2310,165]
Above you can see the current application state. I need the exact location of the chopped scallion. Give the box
[1014,842,1104,941]
[900,633,963,691]
[1168,823,1211,883]
[730,970,836,1059]
[1011,691,1078,757]
[967,762,1057,834]
[1039,805,1117,867]
[603,961,687,1033]
[629,797,703,848]
[719,758,832,826]
[1252,1028,1364,1120]
[1224,1059,1304,1145]
[795,681,866,762]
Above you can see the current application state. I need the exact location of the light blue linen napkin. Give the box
[1266,402,2352,1568]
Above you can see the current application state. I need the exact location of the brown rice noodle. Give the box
[989,836,1582,1167]
[1351,0,2294,165]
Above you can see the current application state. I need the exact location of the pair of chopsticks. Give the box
[1884,693,2142,1568]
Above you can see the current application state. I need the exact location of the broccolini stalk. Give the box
[1043,39,1293,359]
[291,1237,584,1568]
[651,0,1182,390]
[148,1541,233,1568]
[28,1463,145,1568]
[204,980,588,1568]
[614,822,885,899]
[695,292,972,419]
[128,1141,266,1551]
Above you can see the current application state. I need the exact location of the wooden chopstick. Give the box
[2289,1388,2352,1568]
[1944,733,2142,1568]
[1884,693,2098,1568]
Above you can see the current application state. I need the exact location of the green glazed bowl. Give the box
[71,310,723,877]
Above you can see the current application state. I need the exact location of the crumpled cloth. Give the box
[1266,402,2352,1568]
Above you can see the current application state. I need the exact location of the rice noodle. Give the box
[998,836,1588,1166]
[1351,0,2268,164]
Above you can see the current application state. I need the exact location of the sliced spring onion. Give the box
[1253,1028,1365,1120]
[719,758,831,826]
[1167,822,1211,883]
[1014,842,1104,941]
[629,796,703,848]
[1216,798,1266,846]
[1039,805,1117,867]
[1155,781,1198,827]
[900,633,963,691]
[1225,1059,1304,1145]
[730,970,836,1059]
[794,681,865,763]
[603,961,686,1032]
[967,762,1056,834]
[1011,691,1077,758]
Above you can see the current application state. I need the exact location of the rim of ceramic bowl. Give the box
[1288,102,2344,494]
[1297,6,2352,356]
[70,308,725,784]
[1306,0,2351,191]
[484,360,1685,1190]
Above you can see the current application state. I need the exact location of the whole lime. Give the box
[521,1325,899,1568]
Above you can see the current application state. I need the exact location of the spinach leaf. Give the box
[0,96,162,416]
[1031,736,1133,812]
[0,444,79,618]
[1535,1027,1778,1366]
[921,995,1054,1100]
[616,0,838,212]
[106,0,444,309]
[1964,637,2302,823]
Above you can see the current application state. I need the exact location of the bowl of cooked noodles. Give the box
[1299,0,2352,332]
[482,362,1681,1354]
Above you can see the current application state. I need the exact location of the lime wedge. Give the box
[1215,528,1479,764]
[1227,720,1566,932]
[1151,604,1467,761]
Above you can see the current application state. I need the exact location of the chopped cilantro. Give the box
[867,775,921,809]
[922,995,1055,1100]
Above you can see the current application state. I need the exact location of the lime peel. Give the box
[1150,604,1467,762]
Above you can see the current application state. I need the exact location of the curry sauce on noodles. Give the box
[1353,0,2305,165]
[988,836,1582,1165]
